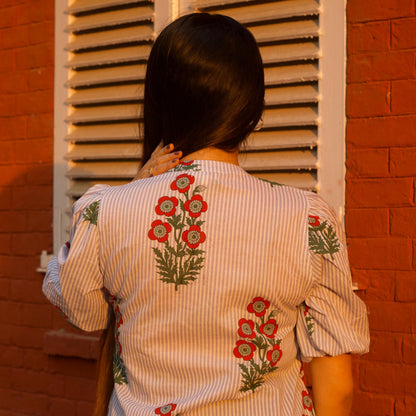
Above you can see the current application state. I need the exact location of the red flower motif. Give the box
[115,305,123,327]
[170,174,195,193]
[148,220,172,243]
[302,390,313,411]
[116,337,122,355]
[247,297,270,317]
[238,319,255,338]
[155,403,177,415]
[155,196,178,217]
[180,160,194,166]
[182,225,206,249]
[259,319,278,338]
[233,340,256,361]
[308,215,320,227]
[303,305,310,316]
[65,241,70,249]
[184,194,207,218]
[266,344,282,367]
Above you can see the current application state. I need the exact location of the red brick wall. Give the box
[346,1,416,415]
[0,1,98,415]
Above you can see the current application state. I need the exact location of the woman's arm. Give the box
[309,354,354,416]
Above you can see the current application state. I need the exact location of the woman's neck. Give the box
[181,147,239,166]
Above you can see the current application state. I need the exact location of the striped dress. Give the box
[43,159,369,416]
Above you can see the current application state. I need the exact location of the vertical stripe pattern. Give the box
[43,160,369,416]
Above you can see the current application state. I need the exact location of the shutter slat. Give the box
[66,123,139,142]
[194,0,320,23]
[67,64,145,87]
[239,149,317,171]
[67,45,150,69]
[67,6,153,33]
[67,161,138,178]
[66,142,141,160]
[265,84,318,106]
[67,25,153,52]
[260,41,319,64]
[67,103,141,123]
[67,84,143,105]
[265,63,319,86]
[263,107,318,128]
[245,129,317,150]
[250,19,319,43]
[67,0,150,15]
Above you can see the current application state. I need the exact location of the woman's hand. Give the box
[133,143,182,180]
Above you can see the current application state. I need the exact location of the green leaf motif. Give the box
[113,352,128,385]
[308,220,340,260]
[258,178,283,188]
[82,200,100,225]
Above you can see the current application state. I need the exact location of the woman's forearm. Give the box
[309,354,354,416]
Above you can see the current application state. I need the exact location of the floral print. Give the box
[156,196,178,217]
[172,160,200,172]
[302,390,313,411]
[105,290,128,385]
[155,404,177,415]
[149,172,208,290]
[308,215,340,260]
[234,297,282,393]
[149,220,172,243]
[82,200,100,225]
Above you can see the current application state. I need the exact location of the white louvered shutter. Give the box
[192,0,320,189]
[65,0,154,200]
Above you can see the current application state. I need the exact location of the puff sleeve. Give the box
[296,193,370,362]
[42,184,111,331]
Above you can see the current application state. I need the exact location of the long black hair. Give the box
[142,12,264,163]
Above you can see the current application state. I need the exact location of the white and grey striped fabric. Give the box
[43,160,369,416]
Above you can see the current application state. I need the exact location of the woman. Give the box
[43,13,369,416]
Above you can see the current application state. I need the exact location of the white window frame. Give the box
[52,0,346,254]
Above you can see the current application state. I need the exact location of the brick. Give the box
[348,238,412,269]
[28,21,54,46]
[23,348,48,371]
[347,51,416,83]
[390,147,416,177]
[0,388,49,416]
[396,271,416,302]
[3,301,52,327]
[15,43,53,69]
[392,80,416,114]
[0,187,12,210]
[347,0,415,22]
[26,165,53,185]
[0,141,15,164]
[49,397,77,416]
[0,25,29,49]
[392,17,416,49]
[15,90,53,115]
[0,94,16,117]
[347,178,413,208]
[391,208,416,237]
[0,7,14,29]
[348,22,390,54]
[347,116,416,148]
[0,346,24,367]
[0,324,12,345]
[11,232,51,256]
[10,325,45,349]
[362,331,402,363]
[11,368,65,396]
[12,185,52,210]
[0,165,28,187]
[26,209,52,232]
[0,234,11,255]
[351,391,394,416]
[365,301,415,333]
[395,397,416,416]
[403,334,416,364]
[77,401,95,416]
[0,50,14,73]
[0,254,39,280]
[64,376,95,401]
[346,148,389,178]
[27,113,53,139]
[351,269,395,301]
[14,138,53,163]
[0,116,27,141]
[14,1,54,25]
[0,366,11,388]
[28,66,54,91]
[0,71,29,94]
[346,208,389,237]
[0,279,10,300]
[0,211,26,232]
[48,356,97,379]
[346,82,390,118]
[9,279,45,303]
